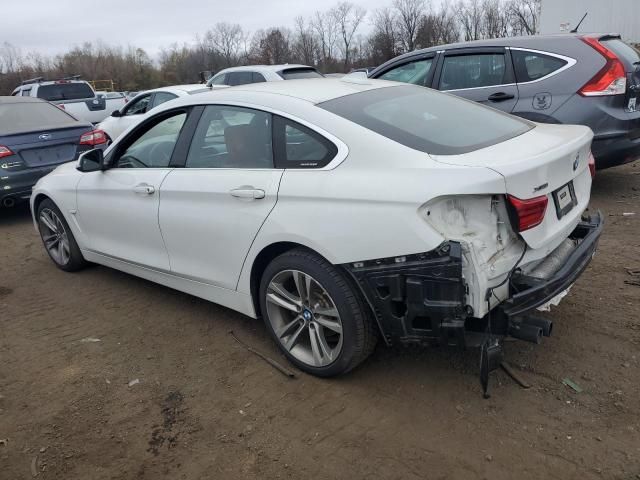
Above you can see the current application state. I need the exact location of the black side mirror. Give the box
[111,110,122,117]
[76,148,105,172]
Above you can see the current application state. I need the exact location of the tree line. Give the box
[0,0,540,94]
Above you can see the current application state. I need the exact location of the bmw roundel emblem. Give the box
[39,133,52,141]
[572,154,580,171]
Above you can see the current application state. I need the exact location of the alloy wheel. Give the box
[265,269,343,367]
[39,208,71,266]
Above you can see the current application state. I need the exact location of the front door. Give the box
[436,47,519,113]
[75,110,189,270]
[159,105,283,289]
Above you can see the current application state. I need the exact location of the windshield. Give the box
[319,85,533,155]
[37,82,95,101]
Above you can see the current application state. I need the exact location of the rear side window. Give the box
[511,50,568,82]
[0,102,78,134]
[36,82,94,101]
[440,53,508,90]
[151,92,178,108]
[319,85,533,155]
[253,72,267,83]
[274,117,337,168]
[377,58,434,86]
[278,68,323,80]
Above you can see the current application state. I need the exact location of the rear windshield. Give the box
[278,68,324,80]
[37,82,94,101]
[0,102,78,134]
[319,85,533,155]
[603,39,640,68]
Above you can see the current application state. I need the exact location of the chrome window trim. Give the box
[507,47,577,85]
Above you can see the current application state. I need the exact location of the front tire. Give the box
[37,199,87,272]
[259,248,377,377]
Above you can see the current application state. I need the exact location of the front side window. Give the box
[186,105,273,169]
[377,58,434,86]
[209,74,226,86]
[274,117,337,168]
[115,112,187,168]
[440,53,508,90]
[319,85,533,155]
[124,95,151,116]
[511,50,568,82]
[151,92,178,108]
[226,72,254,86]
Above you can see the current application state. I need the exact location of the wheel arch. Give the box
[248,242,381,340]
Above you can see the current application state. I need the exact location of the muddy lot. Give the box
[1,164,639,480]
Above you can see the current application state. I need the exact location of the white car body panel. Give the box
[31,78,596,323]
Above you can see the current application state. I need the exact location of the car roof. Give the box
[181,77,397,106]
[376,33,619,65]
[0,96,46,104]
[145,84,209,95]
[215,64,316,75]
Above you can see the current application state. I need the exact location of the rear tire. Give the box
[259,248,377,377]
[36,198,87,272]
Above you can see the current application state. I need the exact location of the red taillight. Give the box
[507,195,548,232]
[579,36,627,96]
[79,129,107,146]
[588,151,596,178]
[0,145,14,159]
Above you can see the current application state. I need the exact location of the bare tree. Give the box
[204,22,244,67]
[507,0,540,35]
[370,7,400,63]
[292,16,318,66]
[332,2,367,69]
[482,0,510,39]
[311,10,339,69]
[393,0,427,52]
[456,0,483,41]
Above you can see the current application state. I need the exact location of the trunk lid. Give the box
[430,123,594,250]
[2,125,92,168]
[600,37,640,114]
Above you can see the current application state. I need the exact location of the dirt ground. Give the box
[1,164,639,480]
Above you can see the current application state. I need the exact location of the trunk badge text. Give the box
[573,153,580,171]
[533,183,548,193]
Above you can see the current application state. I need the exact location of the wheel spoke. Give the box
[43,235,59,249]
[314,316,342,334]
[276,316,302,339]
[267,291,299,313]
[313,305,339,318]
[267,282,302,312]
[284,323,306,351]
[309,325,333,365]
[39,211,57,233]
[293,271,313,304]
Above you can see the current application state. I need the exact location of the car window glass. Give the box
[227,71,254,86]
[36,82,94,101]
[440,53,507,90]
[151,92,178,108]
[124,95,151,116]
[21,89,32,96]
[278,68,323,79]
[511,50,567,82]
[116,112,187,168]
[209,74,226,85]
[186,105,273,169]
[253,72,267,83]
[0,102,78,134]
[275,119,337,168]
[378,58,433,86]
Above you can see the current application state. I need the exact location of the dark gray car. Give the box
[369,33,640,169]
[0,97,106,208]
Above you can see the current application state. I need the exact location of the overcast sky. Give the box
[2,0,394,57]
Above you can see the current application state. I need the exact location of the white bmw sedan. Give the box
[31,78,602,377]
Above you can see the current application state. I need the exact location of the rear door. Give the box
[159,104,283,289]
[434,47,519,112]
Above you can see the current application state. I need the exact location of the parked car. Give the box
[0,96,107,208]
[369,33,640,169]
[96,91,127,103]
[12,77,126,124]
[124,91,141,103]
[31,78,602,377]
[97,84,212,143]
[206,64,323,87]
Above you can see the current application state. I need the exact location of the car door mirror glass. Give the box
[76,148,105,172]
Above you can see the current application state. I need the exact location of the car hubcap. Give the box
[39,208,70,265]
[266,270,343,368]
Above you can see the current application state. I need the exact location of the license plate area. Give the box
[553,181,577,219]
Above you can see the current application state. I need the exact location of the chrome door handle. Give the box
[133,183,155,195]
[230,187,265,200]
